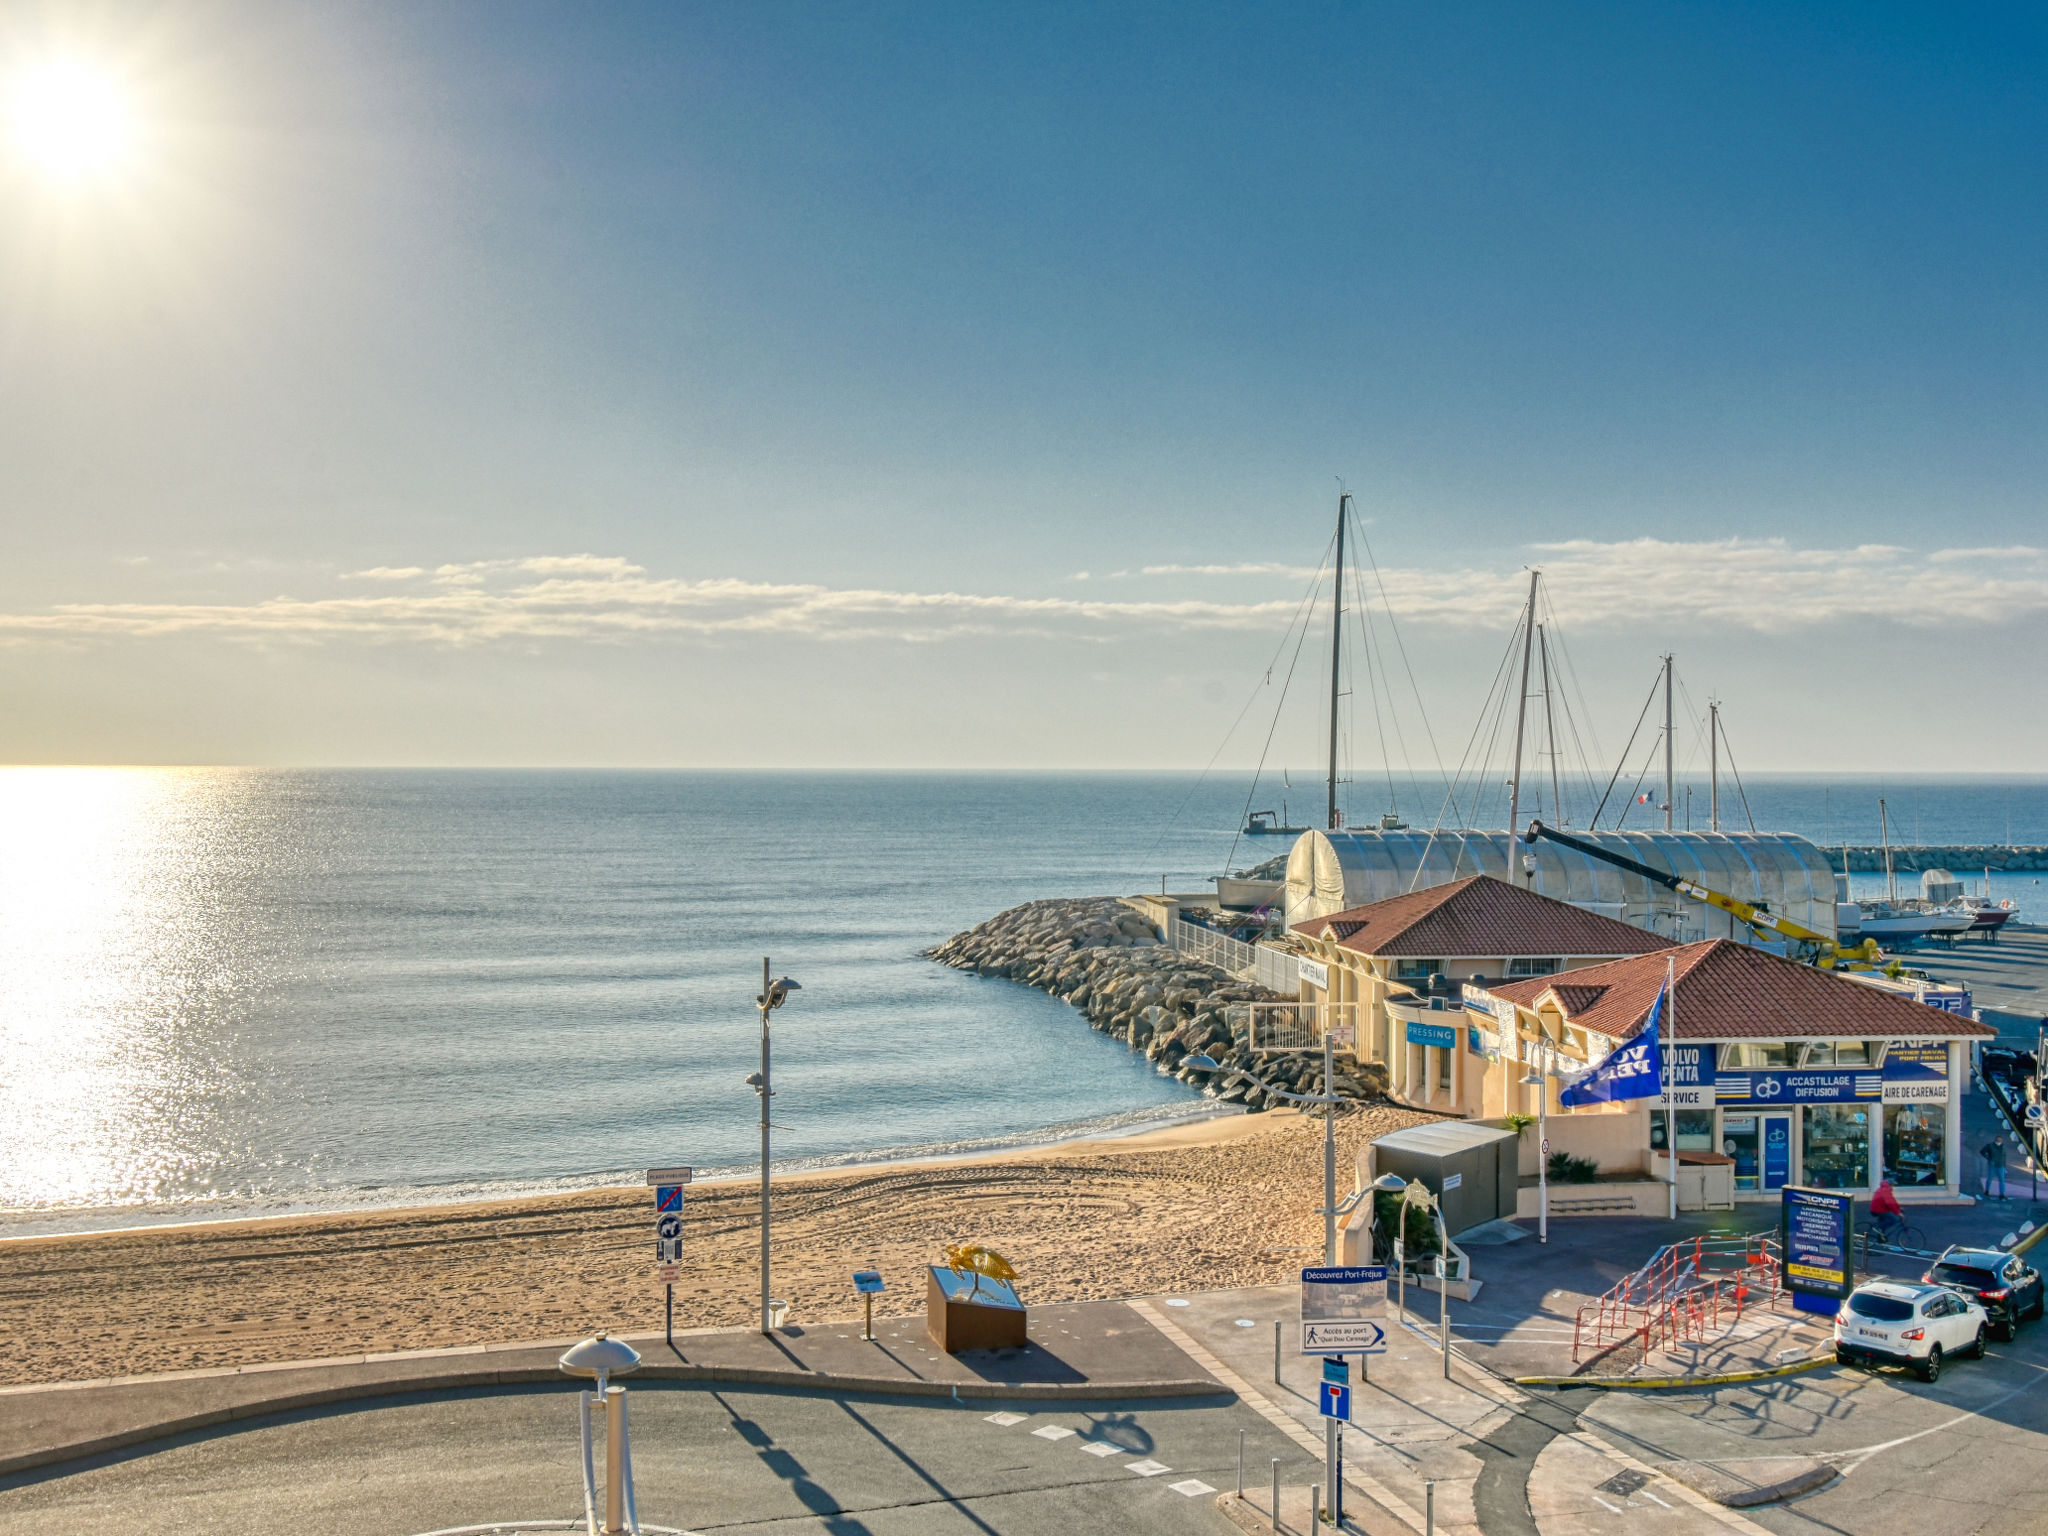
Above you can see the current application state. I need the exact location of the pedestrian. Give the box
[1983,1134,2009,1199]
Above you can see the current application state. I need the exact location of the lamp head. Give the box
[760,977,801,1010]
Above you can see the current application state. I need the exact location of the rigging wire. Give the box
[1613,727,1665,831]
[1223,551,1334,873]
[1718,711,1760,834]
[1352,515,1460,818]
[1591,669,1664,828]
[1157,529,1334,874]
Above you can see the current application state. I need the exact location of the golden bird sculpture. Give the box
[944,1243,1019,1299]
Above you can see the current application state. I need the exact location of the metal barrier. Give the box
[1227,1000,1360,1056]
[1572,1234,1780,1362]
[1163,914,1300,994]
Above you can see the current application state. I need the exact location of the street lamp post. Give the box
[1186,1028,1352,1526]
[747,958,800,1335]
[1521,1056,1549,1244]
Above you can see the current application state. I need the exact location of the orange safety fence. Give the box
[1573,1233,1781,1362]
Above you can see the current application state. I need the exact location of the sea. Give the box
[3,768,2045,1237]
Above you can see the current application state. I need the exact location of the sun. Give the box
[7,57,140,187]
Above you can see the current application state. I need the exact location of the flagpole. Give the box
[1664,956,1678,1222]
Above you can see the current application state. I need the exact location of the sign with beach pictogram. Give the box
[656,1184,685,1213]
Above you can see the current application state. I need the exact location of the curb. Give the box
[0,1362,1225,1481]
[1665,1458,1839,1507]
[1513,1353,1834,1390]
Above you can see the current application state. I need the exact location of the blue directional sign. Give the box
[1319,1382,1351,1422]
[1321,1356,1350,1385]
[656,1185,685,1213]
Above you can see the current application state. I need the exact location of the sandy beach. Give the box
[0,1103,1429,1387]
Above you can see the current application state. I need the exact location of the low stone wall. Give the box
[926,896,1389,1108]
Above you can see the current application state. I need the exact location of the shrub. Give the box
[1548,1150,1600,1184]
[1502,1112,1536,1134]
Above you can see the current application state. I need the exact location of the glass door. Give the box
[1725,1115,1760,1191]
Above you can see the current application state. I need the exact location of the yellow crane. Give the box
[1521,820,1885,970]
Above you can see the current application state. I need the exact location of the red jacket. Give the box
[1871,1182,1902,1219]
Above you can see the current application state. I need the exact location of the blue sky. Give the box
[2,2,2045,768]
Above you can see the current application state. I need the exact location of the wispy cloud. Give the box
[1134,562,1324,578]
[4,540,2043,649]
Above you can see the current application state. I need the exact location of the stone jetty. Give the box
[926,897,1389,1107]
[1836,845,2048,874]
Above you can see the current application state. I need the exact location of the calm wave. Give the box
[2,768,2043,1234]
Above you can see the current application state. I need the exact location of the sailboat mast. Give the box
[1880,797,1895,903]
[1662,654,1675,833]
[1506,570,1539,833]
[1709,701,1720,832]
[1327,494,1349,831]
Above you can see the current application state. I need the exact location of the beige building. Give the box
[1291,875,1674,1115]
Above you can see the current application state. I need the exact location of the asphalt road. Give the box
[1577,1285,2048,1536]
[0,1385,1310,1536]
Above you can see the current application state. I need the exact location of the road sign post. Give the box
[647,1169,693,1353]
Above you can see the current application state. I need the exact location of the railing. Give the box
[1164,914,1300,994]
[1572,1233,1780,1362]
[1230,1000,1361,1056]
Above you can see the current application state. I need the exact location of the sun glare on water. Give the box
[6,56,140,187]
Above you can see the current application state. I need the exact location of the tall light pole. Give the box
[747,959,800,1335]
[1521,1059,1549,1244]
[1186,1031,1349,1527]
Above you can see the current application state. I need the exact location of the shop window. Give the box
[1803,1105,1872,1190]
[1649,1111,1716,1153]
[1720,1041,1794,1069]
[1393,959,1442,981]
[1802,1041,1873,1067]
[1884,1104,1947,1187]
[1507,957,1560,977]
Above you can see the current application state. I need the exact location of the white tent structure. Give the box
[1284,828,1842,941]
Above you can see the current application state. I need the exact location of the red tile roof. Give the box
[1486,939,1996,1042]
[1292,875,1676,960]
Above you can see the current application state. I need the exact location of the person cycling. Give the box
[1869,1178,1905,1244]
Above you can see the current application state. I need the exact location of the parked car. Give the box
[1835,1281,1988,1381]
[1922,1247,2045,1340]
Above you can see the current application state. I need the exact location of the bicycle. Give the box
[1860,1217,1928,1265]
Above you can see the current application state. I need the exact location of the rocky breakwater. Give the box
[926,897,1388,1108]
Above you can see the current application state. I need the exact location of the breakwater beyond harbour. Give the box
[926,897,1391,1107]
[1836,846,2048,873]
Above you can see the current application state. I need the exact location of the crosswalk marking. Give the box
[1170,1479,1217,1497]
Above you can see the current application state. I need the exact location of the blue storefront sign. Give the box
[1717,1069,1882,1106]
[1406,1021,1458,1049]
[1781,1186,1855,1315]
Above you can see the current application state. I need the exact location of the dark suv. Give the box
[1923,1247,2045,1340]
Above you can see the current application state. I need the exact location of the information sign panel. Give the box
[1781,1186,1854,1316]
[853,1270,886,1294]
[1301,1265,1387,1354]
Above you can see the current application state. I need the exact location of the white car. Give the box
[1834,1281,1989,1382]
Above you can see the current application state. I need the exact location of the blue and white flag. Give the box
[1558,986,1664,1107]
